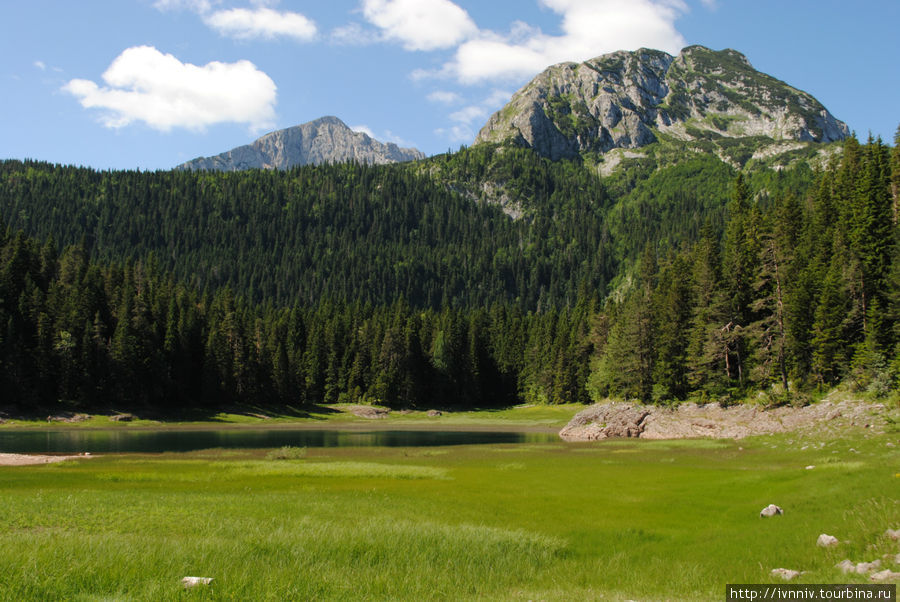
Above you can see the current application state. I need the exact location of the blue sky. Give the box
[2,0,897,170]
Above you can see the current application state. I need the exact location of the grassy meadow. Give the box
[0,426,898,600]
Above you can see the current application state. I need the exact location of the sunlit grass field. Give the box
[1,428,897,600]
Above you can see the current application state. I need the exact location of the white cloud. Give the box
[350,124,376,138]
[449,105,487,125]
[383,130,416,147]
[204,8,317,41]
[330,22,381,46]
[361,0,478,51]
[434,125,474,143]
[436,89,513,143]
[34,60,46,71]
[437,0,687,84]
[62,46,277,132]
[427,90,463,104]
[483,89,512,107]
[152,0,214,13]
[347,125,417,148]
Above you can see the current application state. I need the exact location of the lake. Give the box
[0,428,559,453]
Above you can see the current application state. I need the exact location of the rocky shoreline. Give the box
[559,399,892,441]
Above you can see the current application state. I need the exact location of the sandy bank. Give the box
[0,453,95,466]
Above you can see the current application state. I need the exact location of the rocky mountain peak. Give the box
[178,116,425,171]
[475,46,849,161]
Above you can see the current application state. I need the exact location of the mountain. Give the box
[475,46,849,161]
[177,116,425,171]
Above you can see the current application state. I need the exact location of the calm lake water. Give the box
[0,428,558,453]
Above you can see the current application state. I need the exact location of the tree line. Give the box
[0,133,896,413]
[0,229,594,411]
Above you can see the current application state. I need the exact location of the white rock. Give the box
[836,559,855,574]
[817,534,839,547]
[760,504,784,517]
[887,528,900,541]
[870,570,900,582]
[805,465,815,470]
[855,560,881,574]
[771,568,801,580]
[182,577,213,588]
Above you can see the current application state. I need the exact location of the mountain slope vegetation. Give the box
[0,133,896,413]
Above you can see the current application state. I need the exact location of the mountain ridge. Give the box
[177,116,425,171]
[475,45,849,161]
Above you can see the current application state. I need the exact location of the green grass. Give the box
[1,428,897,601]
[0,404,584,431]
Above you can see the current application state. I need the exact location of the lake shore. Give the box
[3,394,896,441]
[0,452,96,466]
[0,403,581,434]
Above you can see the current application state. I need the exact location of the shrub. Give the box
[266,446,307,461]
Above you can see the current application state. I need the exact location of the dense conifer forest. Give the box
[0,133,896,413]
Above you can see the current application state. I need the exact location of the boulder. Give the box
[427,410,442,417]
[836,560,856,574]
[859,560,882,574]
[347,405,390,419]
[771,568,801,580]
[760,504,784,518]
[869,570,900,582]
[817,534,839,547]
[182,577,213,588]
[47,412,90,423]
[559,403,650,441]
[886,528,900,541]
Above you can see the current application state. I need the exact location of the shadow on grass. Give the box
[1,402,342,424]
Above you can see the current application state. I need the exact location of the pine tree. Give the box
[891,125,900,222]
[748,215,790,392]
[810,258,850,385]
[720,174,760,387]
[848,136,893,326]
[652,250,692,401]
[588,246,656,402]
[685,224,731,396]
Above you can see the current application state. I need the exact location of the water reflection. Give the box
[0,428,557,453]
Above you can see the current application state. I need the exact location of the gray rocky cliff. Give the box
[178,116,425,171]
[475,46,849,160]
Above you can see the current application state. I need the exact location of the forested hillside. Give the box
[591,134,899,401]
[0,144,816,311]
[0,151,613,310]
[0,133,896,413]
[0,230,594,410]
